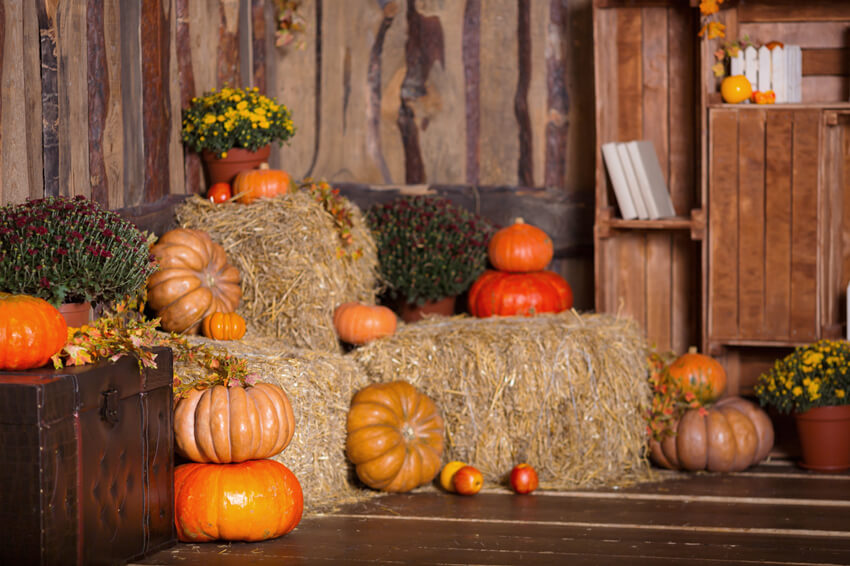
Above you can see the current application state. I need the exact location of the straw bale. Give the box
[174,193,379,353]
[350,311,654,490]
[173,332,377,513]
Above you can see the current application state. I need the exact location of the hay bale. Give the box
[175,193,379,352]
[350,311,654,489]
[173,333,376,513]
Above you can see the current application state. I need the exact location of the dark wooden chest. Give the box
[0,347,176,565]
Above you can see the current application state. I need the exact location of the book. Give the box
[616,143,650,219]
[600,142,638,220]
[625,141,677,219]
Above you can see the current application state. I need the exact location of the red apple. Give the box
[452,465,483,495]
[509,463,538,494]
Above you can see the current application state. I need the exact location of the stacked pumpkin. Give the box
[648,349,774,473]
[468,219,573,317]
[172,381,302,542]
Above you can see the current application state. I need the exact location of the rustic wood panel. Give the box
[542,0,565,189]
[217,0,240,86]
[167,0,185,198]
[120,0,145,206]
[103,0,125,209]
[738,22,850,50]
[789,109,820,341]
[764,111,793,340]
[37,1,59,197]
[708,109,740,341]
[563,0,595,197]
[737,109,766,339]
[738,1,850,22]
[141,0,172,204]
[57,0,89,197]
[175,0,200,194]
[463,0,481,184]
[802,48,850,77]
[87,0,107,204]
[802,76,848,104]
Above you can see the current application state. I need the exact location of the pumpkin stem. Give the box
[259,162,270,170]
[687,345,698,354]
[514,218,525,224]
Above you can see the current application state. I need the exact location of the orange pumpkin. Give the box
[467,269,573,317]
[333,302,397,345]
[667,348,727,403]
[346,381,444,492]
[233,163,291,204]
[174,382,295,463]
[201,311,247,340]
[146,228,242,334]
[649,396,774,473]
[488,218,554,272]
[0,293,68,370]
[174,459,303,542]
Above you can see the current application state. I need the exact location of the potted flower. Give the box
[755,339,850,472]
[181,86,295,184]
[365,195,495,322]
[0,195,157,325]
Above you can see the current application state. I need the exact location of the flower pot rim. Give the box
[794,404,850,421]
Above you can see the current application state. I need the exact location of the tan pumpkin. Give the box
[233,163,291,204]
[649,396,774,473]
[174,382,295,463]
[346,381,444,492]
[333,302,397,345]
[146,228,242,333]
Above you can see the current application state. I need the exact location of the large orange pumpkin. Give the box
[333,302,397,345]
[467,269,573,317]
[174,459,303,542]
[174,382,295,463]
[667,348,727,403]
[201,311,247,340]
[649,396,774,473]
[488,218,553,272]
[146,228,242,333]
[233,163,291,204]
[0,293,67,370]
[346,381,444,492]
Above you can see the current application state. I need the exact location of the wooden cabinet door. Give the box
[707,108,821,346]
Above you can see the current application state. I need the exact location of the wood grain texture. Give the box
[217,0,239,86]
[615,8,641,142]
[167,0,185,198]
[141,0,171,204]
[736,109,766,340]
[120,0,144,205]
[738,22,850,50]
[38,1,59,197]
[764,110,793,341]
[87,0,107,205]
[708,109,739,341]
[789,109,820,342]
[251,0,266,92]
[802,48,850,77]
[544,0,568,189]
[175,0,201,194]
[102,0,125,209]
[366,2,397,184]
[57,0,89,197]
[738,1,850,22]
[515,0,532,187]
[462,0,481,184]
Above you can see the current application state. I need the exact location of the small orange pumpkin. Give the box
[667,347,727,403]
[333,302,397,345]
[233,163,291,204]
[0,293,68,370]
[201,311,247,340]
[174,459,303,542]
[488,218,554,272]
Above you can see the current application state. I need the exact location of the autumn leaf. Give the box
[707,22,726,39]
[712,62,726,77]
[699,0,720,16]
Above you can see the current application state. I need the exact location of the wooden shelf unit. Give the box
[594,0,850,395]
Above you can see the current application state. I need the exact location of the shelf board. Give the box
[606,216,693,230]
[707,102,850,110]
[709,338,810,348]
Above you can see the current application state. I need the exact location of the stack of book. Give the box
[600,140,676,220]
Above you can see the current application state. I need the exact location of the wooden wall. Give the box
[0,0,597,307]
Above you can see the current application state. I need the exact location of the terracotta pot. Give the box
[201,145,271,185]
[58,301,91,328]
[794,405,850,472]
[398,296,456,323]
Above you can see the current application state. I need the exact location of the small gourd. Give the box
[333,302,397,345]
[667,347,727,403]
[201,311,247,340]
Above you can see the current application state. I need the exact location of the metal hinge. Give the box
[101,388,119,425]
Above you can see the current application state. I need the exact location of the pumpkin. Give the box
[0,293,68,370]
[488,218,554,272]
[333,302,397,345]
[174,459,303,542]
[649,396,774,473]
[233,163,291,204]
[667,347,727,403]
[146,228,242,334]
[174,382,295,463]
[346,381,444,492]
[201,311,247,340]
[467,269,573,317]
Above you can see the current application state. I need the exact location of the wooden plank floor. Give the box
[134,460,850,565]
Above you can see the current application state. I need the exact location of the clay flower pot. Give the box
[794,405,850,472]
[201,145,271,185]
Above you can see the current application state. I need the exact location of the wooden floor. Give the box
[134,459,850,565]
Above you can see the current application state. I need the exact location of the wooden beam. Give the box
[738,1,850,22]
